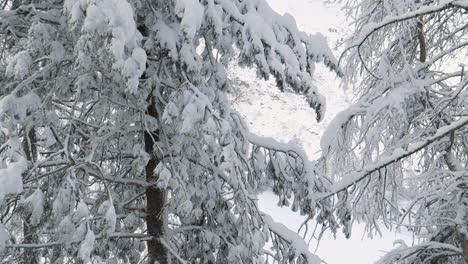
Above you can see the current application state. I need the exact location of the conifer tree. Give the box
[0,0,340,263]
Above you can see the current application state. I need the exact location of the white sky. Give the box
[266,0,343,34]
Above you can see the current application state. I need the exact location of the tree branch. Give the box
[314,116,468,200]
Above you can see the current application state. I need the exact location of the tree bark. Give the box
[145,96,167,264]
[461,238,468,264]
[417,21,426,63]
[21,128,38,264]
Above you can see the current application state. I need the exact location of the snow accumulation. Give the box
[0,224,8,252]
[346,0,466,49]
[176,0,204,40]
[262,213,322,264]
[78,228,96,262]
[66,0,146,93]
[0,157,27,202]
[0,157,27,251]
[454,0,468,7]
[316,115,468,201]
[5,51,32,80]
[230,1,415,263]
[99,200,117,234]
[0,93,41,122]
[23,188,45,226]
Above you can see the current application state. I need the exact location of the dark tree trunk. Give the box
[21,128,38,264]
[461,238,468,264]
[21,222,38,264]
[417,21,426,63]
[145,96,167,264]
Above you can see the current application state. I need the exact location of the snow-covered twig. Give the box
[316,116,468,200]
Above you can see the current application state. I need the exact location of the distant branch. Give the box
[338,0,462,67]
[314,116,468,200]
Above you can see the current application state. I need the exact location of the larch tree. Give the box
[0,0,342,263]
[319,0,468,263]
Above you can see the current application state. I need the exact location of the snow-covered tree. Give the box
[320,0,468,262]
[0,0,341,263]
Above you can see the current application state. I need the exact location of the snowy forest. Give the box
[0,0,467,263]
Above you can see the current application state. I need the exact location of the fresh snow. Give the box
[176,0,204,40]
[78,228,96,262]
[5,51,32,80]
[230,1,414,263]
[0,157,27,201]
[23,188,45,226]
[0,224,8,252]
[68,0,147,93]
[316,115,468,200]
[262,213,322,264]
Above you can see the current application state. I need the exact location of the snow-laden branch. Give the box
[6,232,152,249]
[375,240,465,264]
[315,116,468,200]
[262,213,321,264]
[339,0,465,66]
[248,133,310,159]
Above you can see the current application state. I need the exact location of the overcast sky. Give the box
[267,0,343,38]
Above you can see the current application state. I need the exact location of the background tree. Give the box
[0,0,341,263]
[320,0,468,263]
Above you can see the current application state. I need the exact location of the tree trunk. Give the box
[145,96,167,264]
[21,128,38,264]
[461,238,468,264]
[416,21,426,63]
